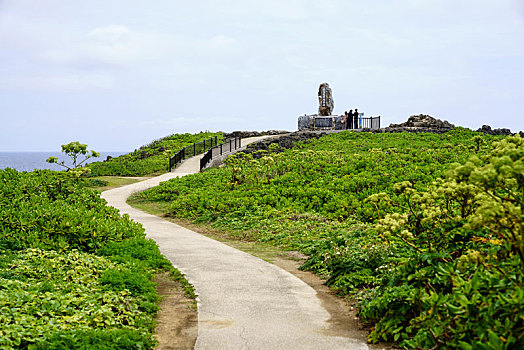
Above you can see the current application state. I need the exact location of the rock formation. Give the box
[389,114,454,129]
[385,114,454,133]
[476,125,514,136]
[243,131,328,158]
[222,130,289,139]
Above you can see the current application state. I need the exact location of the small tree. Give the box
[47,141,100,176]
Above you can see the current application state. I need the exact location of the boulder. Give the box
[476,125,514,136]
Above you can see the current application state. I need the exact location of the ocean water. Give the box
[0,152,126,172]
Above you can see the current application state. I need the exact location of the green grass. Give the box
[86,176,150,192]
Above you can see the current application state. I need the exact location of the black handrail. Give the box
[200,137,242,171]
[200,148,212,170]
[168,136,218,171]
[360,116,380,129]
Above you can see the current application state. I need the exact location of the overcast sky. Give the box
[1,0,523,151]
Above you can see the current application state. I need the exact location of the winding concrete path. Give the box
[101,136,369,350]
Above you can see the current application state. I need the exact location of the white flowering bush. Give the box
[358,135,523,348]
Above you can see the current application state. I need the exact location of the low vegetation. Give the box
[88,132,222,176]
[133,129,523,348]
[0,169,193,349]
[86,176,148,192]
[3,129,521,348]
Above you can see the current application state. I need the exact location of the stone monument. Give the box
[298,82,343,131]
[318,82,334,116]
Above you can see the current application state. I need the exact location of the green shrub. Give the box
[0,169,144,252]
[33,328,154,350]
[0,249,156,350]
[0,168,187,349]
[357,135,524,348]
[99,268,157,300]
[95,237,197,299]
[88,178,109,187]
[96,237,172,270]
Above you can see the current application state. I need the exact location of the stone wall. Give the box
[222,130,289,139]
[241,131,329,158]
[382,116,522,136]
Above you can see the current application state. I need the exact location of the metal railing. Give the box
[345,116,381,130]
[200,137,242,171]
[360,116,381,129]
[168,136,218,171]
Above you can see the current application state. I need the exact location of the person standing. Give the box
[347,109,353,129]
[353,108,359,129]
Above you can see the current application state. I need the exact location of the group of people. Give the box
[343,109,360,129]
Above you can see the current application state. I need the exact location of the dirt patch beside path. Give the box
[154,272,198,350]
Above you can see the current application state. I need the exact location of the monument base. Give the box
[298,114,345,131]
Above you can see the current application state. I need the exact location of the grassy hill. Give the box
[133,129,523,349]
[88,132,222,176]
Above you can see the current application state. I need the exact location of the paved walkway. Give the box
[101,136,369,350]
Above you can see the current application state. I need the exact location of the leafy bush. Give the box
[96,237,173,270]
[0,169,144,252]
[88,178,109,187]
[33,328,154,350]
[0,168,188,349]
[99,268,157,302]
[95,237,196,299]
[0,249,156,349]
[356,135,523,348]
